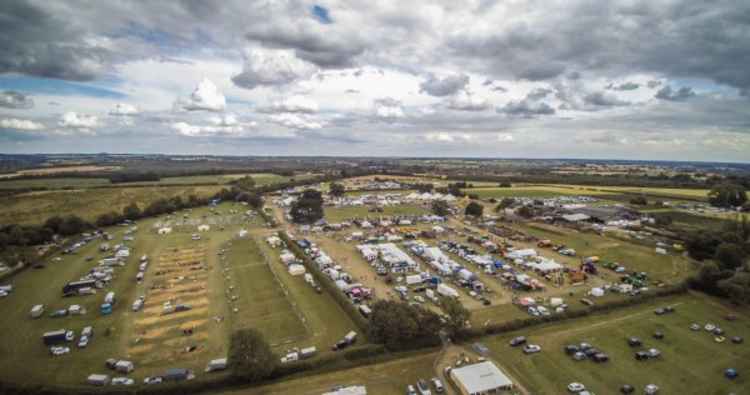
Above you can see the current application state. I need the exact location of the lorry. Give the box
[43,329,73,345]
[63,279,98,295]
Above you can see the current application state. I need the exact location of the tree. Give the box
[686,230,723,261]
[708,183,748,208]
[715,243,746,271]
[431,200,450,217]
[440,296,471,335]
[498,182,512,188]
[122,203,141,221]
[718,272,750,305]
[228,329,277,382]
[464,202,483,217]
[290,189,324,224]
[368,300,442,350]
[96,212,122,227]
[329,182,346,197]
[413,183,434,193]
[58,215,89,236]
[233,175,256,190]
[495,198,516,211]
[44,216,64,234]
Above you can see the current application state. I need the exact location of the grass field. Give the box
[0,185,223,224]
[481,293,750,394]
[519,223,695,284]
[0,172,318,190]
[0,203,253,385]
[324,204,429,223]
[593,186,710,200]
[220,350,440,395]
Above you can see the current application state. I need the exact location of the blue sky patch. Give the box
[0,76,127,99]
[312,5,333,24]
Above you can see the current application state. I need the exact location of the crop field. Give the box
[0,185,223,225]
[324,204,429,223]
[463,185,617,199]
[592,186,710,200]
[482,293,750,394]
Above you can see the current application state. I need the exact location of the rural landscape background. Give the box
[1,0,749,394]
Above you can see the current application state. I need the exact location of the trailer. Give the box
[30,304,45,319]
[104,292,116,305]
[300,346,317,359]
[43,329,72,345]
[437,283,459,298]
[115,360,134,373]
[205,358,228,372]
[87,374,110,386]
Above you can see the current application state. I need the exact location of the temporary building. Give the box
[450,361,513,394]
[405,274,423,285]
[590,287,605,297]
[288,264,306,276]
[238,229,248,238]
[198,225,210,232]
[30,304,45,319]
[437,283,459,298]
[157,227,172,235]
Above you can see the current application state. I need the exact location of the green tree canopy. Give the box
[228,329,277,382]
[709,183,747,208]
[431,200,450,216]
[465,202,484,217]
[290,189,324,224]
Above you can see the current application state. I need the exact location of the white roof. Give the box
[322,385,367,395]
[562,213,591,222]
[451,361,513,393]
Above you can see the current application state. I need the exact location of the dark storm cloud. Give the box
[0,90,34,109]
[655,86,696,101]
[419,73,470,96]
[0,0,111,81]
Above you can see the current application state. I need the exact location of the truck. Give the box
[43,329,73,345]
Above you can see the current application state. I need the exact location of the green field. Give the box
[463,185,617,199]
[481,293,750,394]
[324,204,429,223]
[0,185,223,225]
[519,223,695,284]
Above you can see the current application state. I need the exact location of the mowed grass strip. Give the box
[481,293,750,395]
[226,238,308,346]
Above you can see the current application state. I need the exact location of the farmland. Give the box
[481,292,750,394]
[0,185,223,225]
[324,204,429,223]
[463,185,618,199]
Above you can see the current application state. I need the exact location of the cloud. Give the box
[271,95,319,113]
[608,82,640,91]
[447,90,491,111]
[583,92,630,107]
[498,100,555,118]
[208,114,239,127]
[232,48,316,90]
[526,88,553,101]
[0,118,45,131]
[425,132,473,143]
[647,80,663,89]
[59,112,100,131]
[175,78,226,112]
[420,73,470,97]
[655,86,696,101]
[373,98,406,120]
[269,113,323,130]
[0,91,34,109]
[109,103,139,116]
[498,133,514,142]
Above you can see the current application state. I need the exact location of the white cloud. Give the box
[0,118,45,131]
[271,95,319,113]
[59,112,100,131]
[269,113,323,130]
[175,78,226,112]
[232,48,316,90]
[425,132,473,143]
[109,103,139,116]
[373,98,405,120]
[498,133,514,142]
[208,113,239,126]
[447,90,491,111]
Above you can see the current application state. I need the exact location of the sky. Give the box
[1,0,749,162]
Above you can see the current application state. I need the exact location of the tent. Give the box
[198,224,210,232]
[288,264,306,276]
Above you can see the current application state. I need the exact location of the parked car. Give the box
[111,377,134,386]
[509,336,527,347]
[592,353,609,363]
[731,336,744,344]
[144,376,163,385]
[627,337,642,347]
[653,331,664,340]
[523,344,542,354]
[689,323,701,331]
[406,384,417,395]
[416,379,431,395]
[49,346,70,356]
[567,382,586,393]
[77,336,89,348]
[431,377,444,393]
[564,344,580,355]
[644,384,660,394]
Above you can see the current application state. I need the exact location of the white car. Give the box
[77,335,89,348]
[523,344,542,354]
[50,346,70,356]
[568,382,586,393]
[144,376,163,385]
[705,323,716,331]
[431,378,444,393]
[645,384,660,394]
[111,377,135,386]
